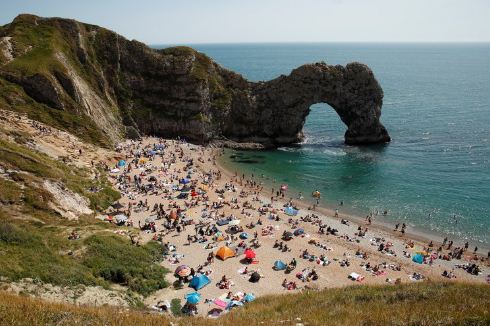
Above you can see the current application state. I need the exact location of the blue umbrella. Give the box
[180,178,191,184]
[185,292,201,304]
[412,253,424,264]
[244,293,255,302]
[117,160,126,167]
[239,232,249,239]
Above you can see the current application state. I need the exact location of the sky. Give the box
[1,0,489,44]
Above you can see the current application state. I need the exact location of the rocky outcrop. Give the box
[0,14,390,148]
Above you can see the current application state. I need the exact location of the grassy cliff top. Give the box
[0,282,488,325]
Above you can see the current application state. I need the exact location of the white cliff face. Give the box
[43,179,93,220]
[0,37,14,64]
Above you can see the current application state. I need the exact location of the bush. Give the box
[83,234,168,296]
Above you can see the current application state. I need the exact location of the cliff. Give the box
[0,14,390,148]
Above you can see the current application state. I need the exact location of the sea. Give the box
[155,43,490,249]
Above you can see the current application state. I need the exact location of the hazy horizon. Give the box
[1,0,490,44]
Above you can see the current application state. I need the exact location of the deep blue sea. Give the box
[157,43,490,247]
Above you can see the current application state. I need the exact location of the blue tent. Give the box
[117,160,126,167]
[147,150,156,156]
[412,253,424,264]
[273,260,287,270]
[284,206,298,216]
[244,293,255,302]
[217,219,229,226]
[180,178,191,185]
[239,232,249,239]
[185,292,201,305]
[189,274,210,290]
[294,228,305,236]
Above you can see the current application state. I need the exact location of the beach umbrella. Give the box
[244,248,256,259]
[244,293,255,302]
[294,228,305,236]
[117,159,126,167]
[216,246,235,260]
[239,232,249,239]
[412,253,424,264]
[273,260,287,270]
[229,219,240,226]
[185,292,201,305]
[115,214,128,223]
[175,265,191,277]
[180,178,191,185]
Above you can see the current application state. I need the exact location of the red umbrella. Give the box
[244,248,256,259]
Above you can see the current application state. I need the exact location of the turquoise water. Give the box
[158,43,490,247]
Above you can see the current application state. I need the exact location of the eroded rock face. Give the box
[0,14,390,148]
[223,62,390,147]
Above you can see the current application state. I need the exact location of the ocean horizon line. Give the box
[151,41,490,47]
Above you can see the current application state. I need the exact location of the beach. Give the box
[105,137,489,317]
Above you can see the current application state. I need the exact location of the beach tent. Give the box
[216,219,229,226]
[273,260,287,271]
[284,207,298,216]
[249,272,261,283]
[111,202,124,210]
[412,253,424,264]
[244,248,256,259]
[180,178,191,184]
[244,293,255,302]
[189,274,210,290]
[239,232,249,239]
[294,228,305,236]
[115,214,128,224]
[216,246,235,260]
[117,159,126,167]
[175,265,191,277]
[185,292,201,305]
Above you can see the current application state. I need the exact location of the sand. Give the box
[107,137,489,316]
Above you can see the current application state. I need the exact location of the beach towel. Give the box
[213,299,228,308]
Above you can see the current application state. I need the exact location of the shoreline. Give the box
[107,137,489,317]
[217,149,490,254]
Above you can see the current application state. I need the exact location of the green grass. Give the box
[0,136,168,297]
[0,219,167,296]
[0,220,100,287]
[83,234,168,296]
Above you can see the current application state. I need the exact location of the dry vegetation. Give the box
[0,282,488,326]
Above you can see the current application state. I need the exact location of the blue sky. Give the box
[1,0,489,44]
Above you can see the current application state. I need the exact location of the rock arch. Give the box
[222,62,391,147]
